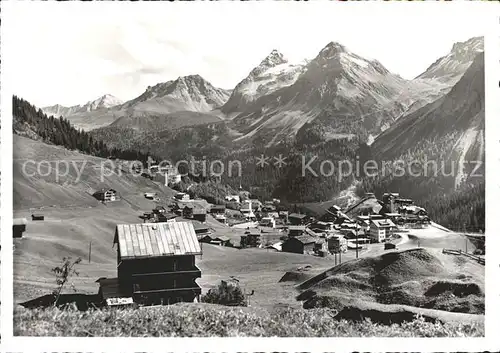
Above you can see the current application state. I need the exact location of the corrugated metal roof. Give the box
[114,221,202,259]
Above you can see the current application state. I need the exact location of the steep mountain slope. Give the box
[109,110,223,131]
[221,50,307,115]
[417,37,483,84]
[371,51,484,173]
[121,74,230,114]
[227,42,453,146]
[42,94,123,117]
[356,51,484,231]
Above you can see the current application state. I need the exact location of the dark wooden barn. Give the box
[288,213,310,226]
[103,221,203,306]
[182,205,194,219]
[193,209,207,223]
[13,218,28,238]
[240,231,261,248]
[282,235,316,254]
[210,205,226,214]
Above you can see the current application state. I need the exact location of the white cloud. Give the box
[4,1,489,108]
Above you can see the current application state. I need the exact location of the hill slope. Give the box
[371,51,484,189]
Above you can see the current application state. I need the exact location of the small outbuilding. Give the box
[193,209,207,223]
[282,235,316,254]
[288,213,310,226]
[13,218,28,238]
[93,189,117,203]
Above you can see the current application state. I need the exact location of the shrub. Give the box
[201,280,247,307]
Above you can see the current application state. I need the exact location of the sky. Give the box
[4,1,489,108]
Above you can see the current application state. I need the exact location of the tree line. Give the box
[13,95,158,164]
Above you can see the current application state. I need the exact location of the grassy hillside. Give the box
[14,303,483,337]
[14,135,173,210]
[299,248,484,315]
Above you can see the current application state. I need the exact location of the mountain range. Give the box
[39,36,484,189]
[16,35,485,230]
[42,37,483,147]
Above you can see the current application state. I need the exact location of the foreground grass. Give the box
[14,303,483,337]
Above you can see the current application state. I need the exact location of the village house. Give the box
[288,225,306,237]
[240,230,261,248]
[314,239,328,255]
[31,214,44,221]
[310,221,335,233]
[259,216,276,228]
[210,205,226,214]
[193,222,211,237]
[101,221,202,306]
[193,209,207,223]
[225,195,241,203]
[288,213,310,226]
[13,218,27,238]
[182,205,194,219]
[250,199,263,210]
[369,218,396,243]
[199,234,232,247]
[156,212,177,223]
[282,235,316,254]
[153,206,167,215]
[327,233,347,253]
[175,192,190,202]
[278,210,289,222]
[213,213,227,225]
[382,192,400,213]
[93,188,117,203]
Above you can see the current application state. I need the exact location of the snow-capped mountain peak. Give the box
[84,94,123,111]
[221,49,307,114]
[319,41,347,59]
[121,74,230,114]
[259,49,287,67]
[42,94,123,117]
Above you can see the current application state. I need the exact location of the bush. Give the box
[201,280,247,307]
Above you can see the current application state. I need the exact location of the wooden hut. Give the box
[107,221,202,306]
[13,218,28,238]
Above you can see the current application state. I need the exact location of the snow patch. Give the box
[453,127,479,189]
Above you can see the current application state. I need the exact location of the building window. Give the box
[173,259,177,271]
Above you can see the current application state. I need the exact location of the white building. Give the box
[369,219,396,243]
[259,217,276,228]
[174,192,190,201]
